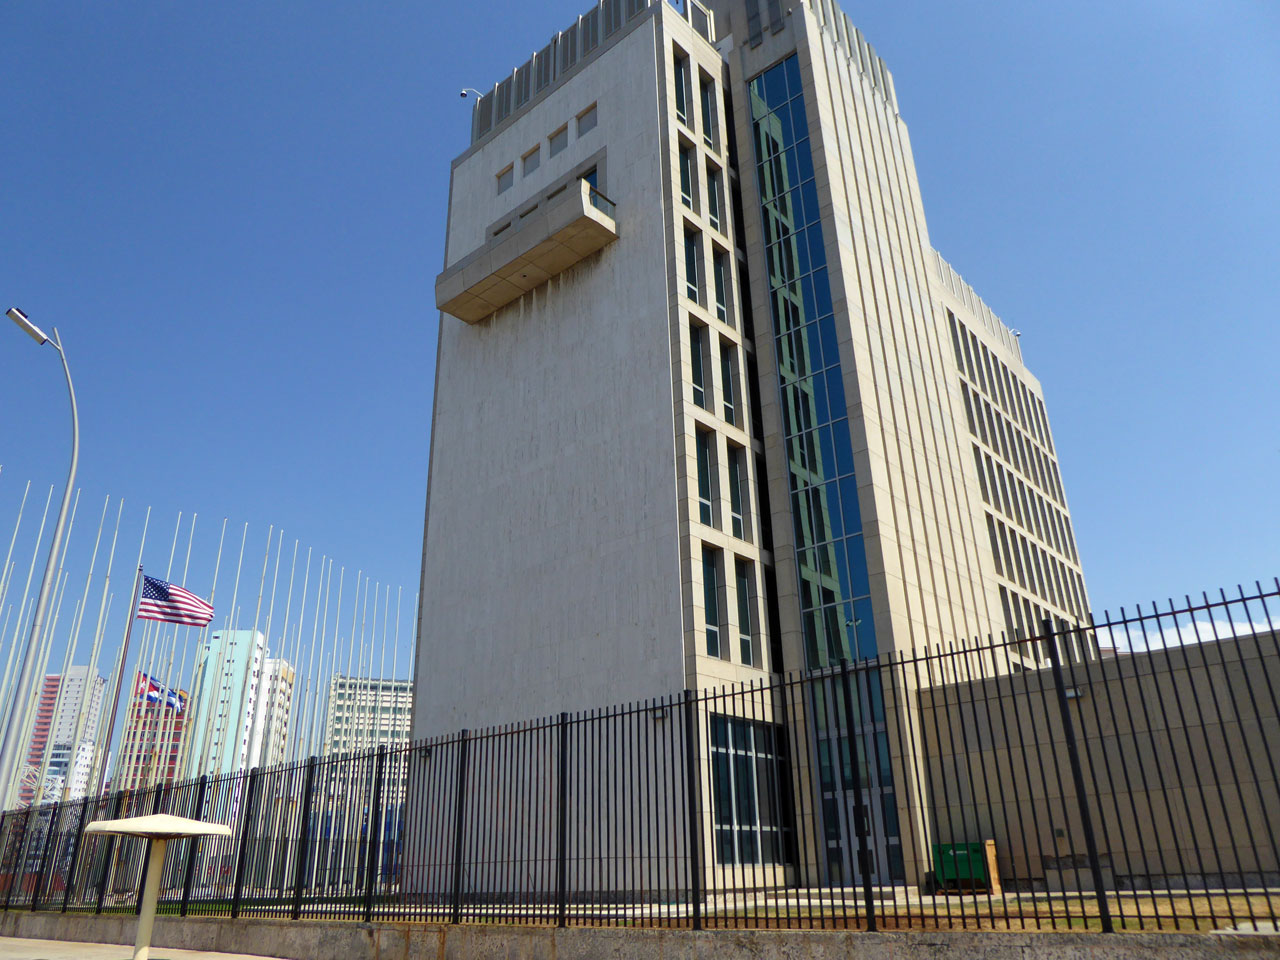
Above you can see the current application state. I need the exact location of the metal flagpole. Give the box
[282,546,308,762]
[199,522,246,777]
[9,567,70,803]
[305,561,333,758]
[36,495,109,802]
[0,321,79,802]
[236,526,273,769]
[179,516,226,779]
[86,592,119,795]
[72,498,123,798]
[0,486,54,719]
[277,540,300,762]
[0,480,31,615]
[152,513,198,788]
[95,564,144,794]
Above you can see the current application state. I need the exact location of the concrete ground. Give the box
[0,937,282,960]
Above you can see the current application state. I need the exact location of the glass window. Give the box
[674,50,690,126]
[713,249,729,322]
[710,715,787,864]
[690,323,708,410]
[684,229,701,302]
[721,344,737,426]
[706,166,723,233]
[702,546,722,656]
[700,74,718,148]
[577,104,597,136]
[736,562,754,663]
[582,165,599,192]
[679,146,694,208]
[522,146,540,176]
[695,429,716,526]
[749,55,875,668]
[549,126,568,157]
[728,445,747,541]
[496,166,514,194]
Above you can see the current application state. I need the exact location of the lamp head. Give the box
[6,308,49,345]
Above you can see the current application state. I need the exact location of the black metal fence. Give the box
[1,582,1277,933]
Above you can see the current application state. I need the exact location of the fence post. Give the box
[30,803,60,911]
[449,730,470,924]
[1043,620,1114,932]
[61,799,92,913]
[839,659,877,932]
[230,768,261,920]
[292,757,318,920]
[555,711,569,928]
[681,690,702,931]
[95,791,127,914]
[180,775,210,917]
[135,787,167,916]
[0,813,8,910]
[3,810,32,912]
[363,745,388,923]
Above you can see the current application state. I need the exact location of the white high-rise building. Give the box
[249,657,295,768]
[322,676,412,757]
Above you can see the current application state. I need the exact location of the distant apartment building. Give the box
[184,629,268,776]
[19,665,105,805]
[322,676,412,756]
[249,657,295,768]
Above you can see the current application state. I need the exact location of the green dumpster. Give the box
[933,842,989,890]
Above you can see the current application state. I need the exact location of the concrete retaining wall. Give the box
[1,911,1276,959]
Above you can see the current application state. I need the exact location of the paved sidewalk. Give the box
[0,937,283,960]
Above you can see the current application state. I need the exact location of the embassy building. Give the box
[414,0,1091,886]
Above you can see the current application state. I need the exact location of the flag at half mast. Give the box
[137,575,214,627]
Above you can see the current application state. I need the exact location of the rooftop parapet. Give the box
[931,249,1024,362]
[468,0,715,147]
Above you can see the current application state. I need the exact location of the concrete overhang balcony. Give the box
[435,179,618,324]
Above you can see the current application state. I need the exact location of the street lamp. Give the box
[0,307,80,807]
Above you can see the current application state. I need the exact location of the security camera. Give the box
[460,87,482,100]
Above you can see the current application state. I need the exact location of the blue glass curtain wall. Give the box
[748,56,875,670]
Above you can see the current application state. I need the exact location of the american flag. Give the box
[137,574,214,627]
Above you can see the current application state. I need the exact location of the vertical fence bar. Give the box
[180,775,209,917]
[30,804,59,911]
[363,745,388,922]
[1043,621,1113,932]
[231,768,261,920]
[449,730,470,924]
[681,690,702,931]
[95,792,126,915]
[3,810,32,912]
[292,757,317,921]
[839,660,877,932]
[61,799,91,913]
[555,711,569,927]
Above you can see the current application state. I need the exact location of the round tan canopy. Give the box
[84,813,233,840]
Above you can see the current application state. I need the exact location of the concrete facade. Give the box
[415,0,1090,731]
[413,0,1096,895]
[918,631,1280,889]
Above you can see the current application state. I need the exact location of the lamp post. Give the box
[0,307,80,807]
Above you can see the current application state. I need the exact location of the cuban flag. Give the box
[135,672,186,713]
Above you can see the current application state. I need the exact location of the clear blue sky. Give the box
[2,0,1277,630]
